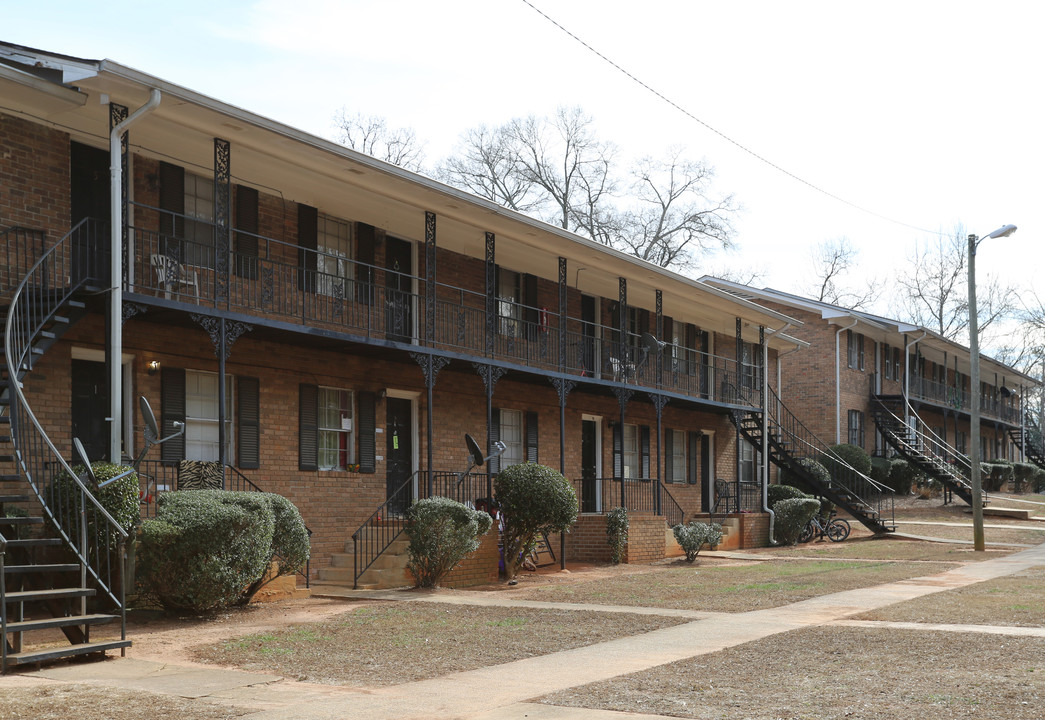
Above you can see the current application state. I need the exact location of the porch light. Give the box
[968,223,1016,552]
[147,360,161,376]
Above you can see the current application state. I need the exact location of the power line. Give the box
[519,0,941,236]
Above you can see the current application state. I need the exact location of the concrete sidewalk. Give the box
[8,541,1045,720]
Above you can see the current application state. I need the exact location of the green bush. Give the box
[494,463,577,580]
[136,490,307,611]
[767,484,808,507]
[780,457,831,494]
[405,497,493,588]
[51,462,141,549]
[870,457,892,486]
[1013,462,1037,493]
[983,462,1013,492]
[888,458,924,495]
[1032,468,1045,494]
[773,497,820,545]
[821,443,872,477]
[606,507,629,564]
[672,521,722,562]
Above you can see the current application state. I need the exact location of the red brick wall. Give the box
[0,112,71,237]
[564,513,665,564]
[438,526,500,588]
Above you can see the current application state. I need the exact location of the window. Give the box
[740,341,761,390]
[497,268,520,336]
[622,424,639,479]
[669,429,687,483]
[184,370,233,462]
[892,347,901,380]
[858,334,865,371]
[847,330,864,370]
[739,441,756,484]
[499,409,524,467]
[317,387,354,470]
[182,173,216,268]
[316,215,354,297]
[847,409,865,448]
[883,343,892,379]
[955,430,967,455]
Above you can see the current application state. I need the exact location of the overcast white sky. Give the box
[5,0,1043,316]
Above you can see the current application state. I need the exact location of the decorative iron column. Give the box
[214,138,231,307]
[191,314,253,472]
[650,393,669,515]
[425,211,436,345]
[484,232,496,357]
[618,278,628,365]
[558,257,567,373]
[412,352,451,496]
[655,290,663,388]
[614,387,633,508]
[474,362,507,499]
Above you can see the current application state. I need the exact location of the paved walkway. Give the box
[6,541,1045,720]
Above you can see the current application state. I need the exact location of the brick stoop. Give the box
[318,535,411,589]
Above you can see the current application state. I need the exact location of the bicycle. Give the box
[798,511,850,543]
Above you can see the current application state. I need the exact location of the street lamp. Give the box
[968,223,1017,551]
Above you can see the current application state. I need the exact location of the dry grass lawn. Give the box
[755,537,1016,563]
[0,684,247,720]
[509,559,956,612]
[540,625,1045,719]
[891,522,1044,545]
[857,566,1045,627]
[192,603,687,685]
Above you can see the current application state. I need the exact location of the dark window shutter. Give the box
[523,273,538,340]
[640,425,650,478]
[298,383,318,471]
[158,162,185,256]
[664,428,674,482]
[687,431,699,484]
[525,410,539,463]
[160,366,185,464]
[297,204,318,293]
[236,376,260,469]
[234,185,259,279]
[358,391,376,473]
[489,408,501,474]
[663,316,673,344]
[638,309,649,338]
[612,423,622,478]
[356,222,376,304]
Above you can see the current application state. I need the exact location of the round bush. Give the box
[870,456,892,486]
[494,463,577,580]
[780,457,831,494]
[888,458,924,495]
[406,496,493,588]
[672,521,722,562]
[767,484,808,507]
[821,443,872,477]
[1032,468,1045,494]
[1012,462,1037,493]
[773,497,821,545]
[51,461,141,546]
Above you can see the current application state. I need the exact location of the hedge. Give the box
[406,496,493,588]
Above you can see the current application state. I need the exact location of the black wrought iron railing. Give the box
[573,476,664,516]
[351,470,418,589]
[658,481,685,528]
[905,376,1020,425]
[126,210,754,408]
[3,219,129,619]
[1,226,49,297]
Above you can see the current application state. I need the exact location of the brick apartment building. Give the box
[702,279,1039,469]
[1,41,812,596]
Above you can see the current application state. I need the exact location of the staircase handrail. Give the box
[4,218,128,608]
[764,384,891,495]
[351,470,419,588]
[873,396,974,482]
[657,480,685,528]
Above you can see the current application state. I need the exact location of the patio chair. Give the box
[151,253,200,302]
[711,478,737,522]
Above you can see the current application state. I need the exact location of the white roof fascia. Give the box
[0,61,88,108]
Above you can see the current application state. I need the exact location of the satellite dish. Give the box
[641,332,667,355]
[141,395,160,444]
[73,437,98,486]
[465,433,485,467]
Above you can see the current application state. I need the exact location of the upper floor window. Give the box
[847,330,865,371]
[498,269,520,337]
[740,341,761,390]
[317,214,354,298]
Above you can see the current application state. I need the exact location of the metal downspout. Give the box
[834,318,858,445]
[762,322,792,545]
[109,89,161,462]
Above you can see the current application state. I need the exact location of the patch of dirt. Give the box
[0,684,249,720]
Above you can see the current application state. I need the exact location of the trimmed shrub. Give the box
[870,457,892,486]
[773,497,821,545]
[821,443,872,477]
[888,458,924,495]
[1032,468,1045,494]
[405,497,493,588]
[51,462,141,549]
[981,462,1012,492]
[780,457,831,494]
[138,490,274,612]
[1013,462,1037,493]
[494,463,577,580]
[672,521,722,562]
[606,507,629,564]
[767,484,808,507]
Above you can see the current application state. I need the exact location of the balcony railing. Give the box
[123,211,754,407]
[884,375,1020,425]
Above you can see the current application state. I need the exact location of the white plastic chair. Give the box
[151,254,199,302]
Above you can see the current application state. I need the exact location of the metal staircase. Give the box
[1009,412,1045,471]
[732,386,895,534]
[871,395,982,506]
[2,219,131,672]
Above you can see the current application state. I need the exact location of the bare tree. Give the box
[437,124,542,214]
[806,237,880,310]
[333,110,426,172]
[893,225,1017,343]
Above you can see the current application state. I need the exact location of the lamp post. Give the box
[968,223,1017,551]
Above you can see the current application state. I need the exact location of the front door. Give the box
[71,359,110,463]
[385,397,413,514]
[70,141,110,284]
[384,237,412,342]
[581,418,599,513]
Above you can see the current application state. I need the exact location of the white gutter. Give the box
[834,318,859,444]
[109,89,161,463]
[903,331,928,432]
[762,322,793,545]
